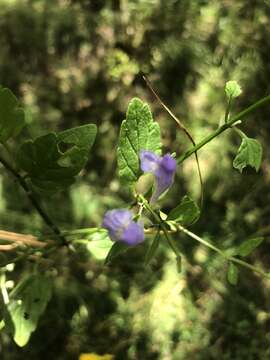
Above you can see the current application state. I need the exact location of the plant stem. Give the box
[138,195,182,257]
[0,155,67,245]
[137,195,269,279]
[61,228,99,236]
[224,96,232,123]
[228,256,270,279]
[3,142,14,163]
[233,127,247,139]
[161,224,182,258]
[138,195,160,223]
[177,224,270,280]
[177,224,225,256]
[178,94,270,163]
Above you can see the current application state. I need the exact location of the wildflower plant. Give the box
[0,80,269,346]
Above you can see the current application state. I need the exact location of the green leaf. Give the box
[237,237,264,257]
[57,124,97,171]
[144,231,160,265]
[7,274,52,347]
[167,195,200,226]
[0,88,25,142]
[225,81,242,99]
[233,137,263,173]
[17,124,97,191]
[86,229,113,260]
[117,98,161,186]
[227,262,239,285]
[104,241,130,265]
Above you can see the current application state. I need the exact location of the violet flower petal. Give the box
[140,150,160,173]
[121,221,144,245]
[102,209,132,241]
[102,209,144,245]
[139,150,177,202]
[151,154,176,202]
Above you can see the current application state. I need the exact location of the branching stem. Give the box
[138,194,269,280]
[138,195,181,256]
[178,94,270,163]
[177,224,270,280]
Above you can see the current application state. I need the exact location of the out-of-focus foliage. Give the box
[7,274,53,347]
[79,353,114,360]
[0,0,270,359]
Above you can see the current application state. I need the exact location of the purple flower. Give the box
[102,209,144,246]
[140,150,176,202]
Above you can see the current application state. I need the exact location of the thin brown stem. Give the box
[143,75,203,206]
[0,230,51,248]
[0,244,18,251]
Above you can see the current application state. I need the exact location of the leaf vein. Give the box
[126,133,138,156]
[120,148,137,178]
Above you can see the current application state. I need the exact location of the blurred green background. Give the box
[1,0,270,359]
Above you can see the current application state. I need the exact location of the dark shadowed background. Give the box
[0,0,270,359]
